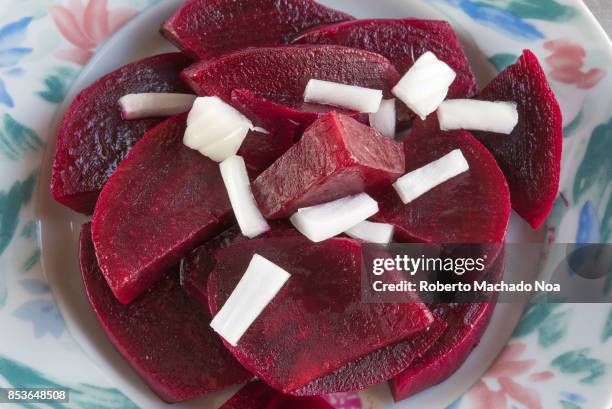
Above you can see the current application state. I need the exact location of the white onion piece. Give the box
[219,155,270,238]
[393,149,469,204]
[119,93,197,120]
[369,99,397,138]
[290,193,379,243]
[304,79,383,113]
[345,221,394,244]
[392,51,456,120]
[210,254,290,346]
[438,99,519,134]
[183,96,254,162]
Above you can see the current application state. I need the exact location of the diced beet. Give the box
[79,223,251,403]
[51,53,192,214]
[290,318,446,396]
[252,112,405,219]
[220,381,333,409]
[372,119,510,246]
[91,114,232,304]
[238,123,298,178]
[181,45,400,106]
[390,254,503,402]
[473,50,562,228]
[162,0,353,60]
[207,234,433,392]
[293,19,477,100]
[231,89,367,136]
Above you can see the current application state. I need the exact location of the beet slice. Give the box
[290,317,446,396]
[51,53,192,214]
[207,233,433,392]
[390,255,503,402]
[92,114,233,304]
[472,50,562,228]
[162,0,353,60]
[238,123,298,178]
[252,112,405,219]
[182,45,400,105]
[231,89,367,136]
[79,223,251,403]
[372,119,510,246]
[220,381,333,409]
[293,19,477,100]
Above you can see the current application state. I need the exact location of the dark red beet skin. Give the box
[207,234,433,392]
[473,50,562,229]
[372,120,511,245]
[162,0,353,60]
[182,45,400,104]
[293,19,477,100]
[253,112,405,219]
[92,114,233,304]
[220,382,333,409]
[291,318,446,396]
[52,53,192,214]
[79,223,251,403]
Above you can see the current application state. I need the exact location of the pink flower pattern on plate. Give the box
[544,39,607,89]
[50,0,137,65]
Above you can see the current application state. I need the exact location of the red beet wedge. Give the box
[372,119,510,245]
[253,112,405,219]
[207,233,433,392]
[182,45,400,105]
[162,0,353,60]
[79,223,252,403]
[220,382,333,409]
[294,19,477,100]
[291,318,446,396]
[473,50,562,229]
[52,53,192,214]
[92,114,232,304]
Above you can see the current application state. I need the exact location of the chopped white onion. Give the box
[393,149,469,204]
[437,99,519,134]
[369,99,397,138]
[183,96,254,162]
[220,155,270,238]
[290,193,379,243]
[392,51,456,120]
[210,254,290,346]
[345,221,394,244]
[304,79,383,113]
[118,93,197,120]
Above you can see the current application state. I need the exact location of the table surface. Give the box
[584,0,611,35]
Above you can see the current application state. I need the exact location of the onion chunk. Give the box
[304,79,383,113]
[210,254,290,346]
[438,99,518,134]
[392,52,456,120]
[290,193,379,243]
[345,221,394,244]
[393,149,469,204]
[220,155,270,238]
[119,93,196,120]
[369,99,397,138]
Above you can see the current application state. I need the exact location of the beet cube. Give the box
[207,234,433,392]
[220,381,333,409]
[252,112,405,219]
[79,223,251,403]
[162,0,353,60]
[473,50,562,228]
[51,53,192,214]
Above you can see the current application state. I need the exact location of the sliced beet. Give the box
[207,233,433,392]
[291,318,446,396]
[51,53,192,214]
[238,123,298,178]
[162,0,353,60]
[293,19,477,100]
[182,45,400,105]
[92,114,232,304]
[372,119,510,246]
[79,223,251,403]
[220,381,333,409]
[473,50,562,228]
[231,89,367,136]
[252,112,405,219]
